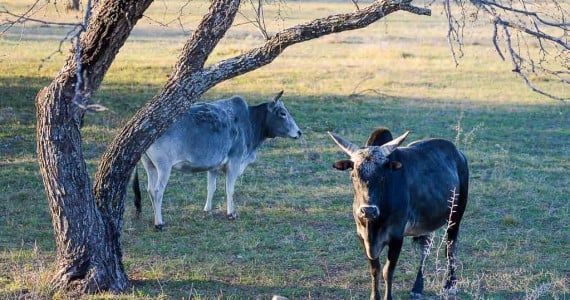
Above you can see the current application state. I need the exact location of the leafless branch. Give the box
[142,0,193,34]
[1,1,84,68]
[443,0,465,66]
[1,1,38,36]
[444,0,569,101]
[238,0,269,40]
[38,25,83,70]
[197,0,430,86]
[479,0,570,28]
[69,0,109,118]
[351,0,361,11]
[1,8,81,28]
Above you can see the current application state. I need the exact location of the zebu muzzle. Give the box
[358,205,380,220]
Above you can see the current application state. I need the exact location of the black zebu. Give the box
[133,91,301,229]
[329,128,469,300]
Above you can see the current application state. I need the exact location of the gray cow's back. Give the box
[145,96,250,172]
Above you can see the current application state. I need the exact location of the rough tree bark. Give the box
[35,0,153,293]
[35,0,432,294]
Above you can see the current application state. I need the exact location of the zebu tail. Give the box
[133,167,142,218]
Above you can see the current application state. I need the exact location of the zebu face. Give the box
[330,131,408,260]
[349,148,393,259]
[350,147,390,220]
[266,92,302,139]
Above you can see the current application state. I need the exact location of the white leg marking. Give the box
[152,167,171,227]
[204,171,217,212]
[225,163,240,219]
[142,159,159,221]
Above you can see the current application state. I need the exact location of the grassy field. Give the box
[1,0,569,299]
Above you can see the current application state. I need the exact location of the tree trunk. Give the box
[35,0,153,293]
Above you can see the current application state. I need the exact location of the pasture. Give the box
[1,0,568,299]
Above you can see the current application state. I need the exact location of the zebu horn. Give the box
[274,90,284,102]
[379,131,409,156]
[328,132,359,155]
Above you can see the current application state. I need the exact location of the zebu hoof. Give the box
[443,287,458,296]
[227,212,238,220]
[410,291,423,299]
[444,279,458,295]
[154,224,166,231]
[203,210,213,218]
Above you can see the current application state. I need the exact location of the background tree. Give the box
[1,0,567,294]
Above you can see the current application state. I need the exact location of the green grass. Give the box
[1,0,569,299]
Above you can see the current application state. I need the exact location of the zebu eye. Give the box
[279,111,287,118]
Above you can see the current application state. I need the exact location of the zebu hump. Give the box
[188,103,233,133]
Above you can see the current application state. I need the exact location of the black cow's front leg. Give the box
[368,258,382,300]
[382,238,403,300]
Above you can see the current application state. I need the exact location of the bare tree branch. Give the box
[1,1,39,36]
[141,0,193,34]
[71,0,94,123]
[1,1,84,68]
[443,0,465,66]
[0,8,81,28]
[202,0,431,84]
[237,0,271,40]
[351,0,361,11]
[446,0,569,101]
[479,0,569,28]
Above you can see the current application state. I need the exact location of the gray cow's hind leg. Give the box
[150,167,171,231]
[203,170,218,215]
[224,162,242,220]
[141,159,163,230]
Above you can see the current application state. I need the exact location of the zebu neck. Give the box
[248,103,270,152]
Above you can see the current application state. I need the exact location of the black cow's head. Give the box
[329,130,409,259]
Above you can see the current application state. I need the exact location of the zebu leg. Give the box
[411,235,431,298]
[151,166,172,230]
[382,238,403,300]
[368,258,382,300]
[141,157,158,221]
[224,163,240,220]
[203,170,218,214]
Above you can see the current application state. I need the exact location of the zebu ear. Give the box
[273,90,284,102]
[366,127,393,146]
[379,131,409,156]
[384,161,402,170]
[328,132,359,155]
[333,159,354,171]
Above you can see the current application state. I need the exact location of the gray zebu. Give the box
[133,91,301,229]
[329,128,468,300]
